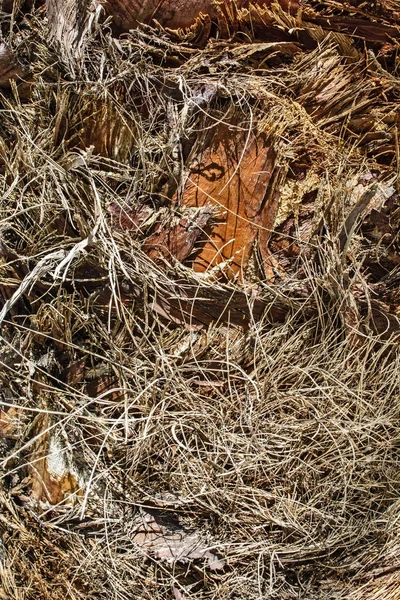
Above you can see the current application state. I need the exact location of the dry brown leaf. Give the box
[143,206,215,263]
[131,510,225,570]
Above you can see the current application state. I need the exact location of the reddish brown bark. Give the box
[177,121,277,277]
[308,15,400,43]
[107,118,279,280]
[143,207,215,264]
[103,0,300,32]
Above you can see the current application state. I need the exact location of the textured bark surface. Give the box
[143,207,215,264]
[45,0,300,39]
[0,408,83,505]
[46,0,93,59]
[104,0,218,31]
[102,0,301,32]
[95,0,399,41]
[177,122,278,277]
[0,0,42,10]
[29,423,83,505]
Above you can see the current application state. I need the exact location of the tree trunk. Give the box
[2,1,400,600]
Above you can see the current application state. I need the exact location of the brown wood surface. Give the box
[103,0,299,32]
[177,120,277,277]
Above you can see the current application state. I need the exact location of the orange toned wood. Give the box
[177,121,277,277]
[29,414,82,505]
[31,461,80,505]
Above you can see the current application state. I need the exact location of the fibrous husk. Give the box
[1,1,400,600]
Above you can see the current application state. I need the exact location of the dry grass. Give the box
[0,4,400,599]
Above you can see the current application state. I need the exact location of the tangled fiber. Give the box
[0,1,400,598]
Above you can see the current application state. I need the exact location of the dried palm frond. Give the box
[0,1,400,599]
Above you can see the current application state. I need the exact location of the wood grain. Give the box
[178,119,277,277]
